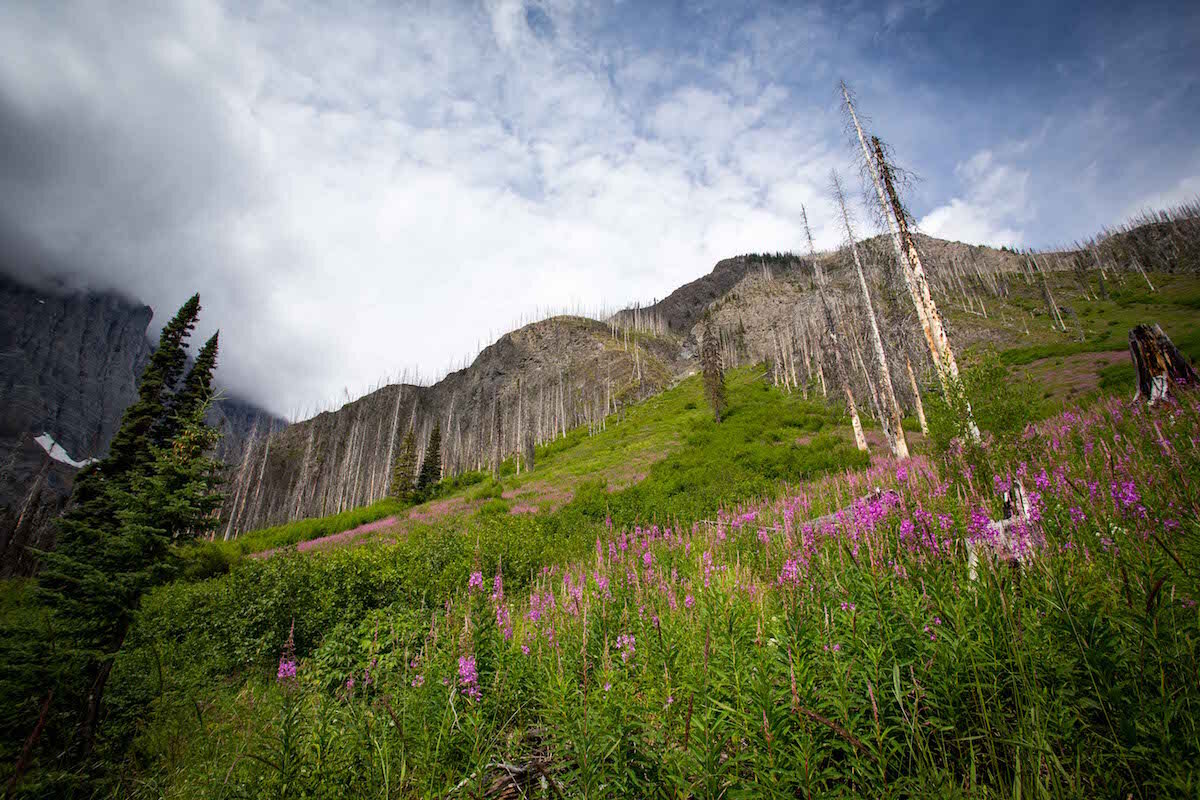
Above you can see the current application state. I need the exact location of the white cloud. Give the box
[1121,172,1200,221]
[2,1,1191,418]
[918,149,1030,247]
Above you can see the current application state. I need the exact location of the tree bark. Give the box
[869,133,981,441]
[833,172,910,458]
[1129,324,1198,404]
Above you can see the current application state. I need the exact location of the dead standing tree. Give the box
[700,315,727,422]
[802,204,869,452]
[839,80,980,441]
[832,170,910,458]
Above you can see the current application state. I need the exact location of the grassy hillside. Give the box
[5,271,1200,798]
[75,357,1200,798]
[223,270,1200,559]
[224,367,870,557]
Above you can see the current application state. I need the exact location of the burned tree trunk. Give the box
[523,429,535,473]
[905,356,929,436]
[1129,324,1198,404]
[870,134,981,442]
[491,391,503,476]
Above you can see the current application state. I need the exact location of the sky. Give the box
[1,0,1198,418]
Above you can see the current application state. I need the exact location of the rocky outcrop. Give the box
[618,254,810,337]
[0,271,284,575]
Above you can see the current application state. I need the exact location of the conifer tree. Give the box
[416,422,442,498]
[106,294,200,477]
[170,332,219,425]
[390,429,418,501]
[700,315,727,422]
[31,294,222,762]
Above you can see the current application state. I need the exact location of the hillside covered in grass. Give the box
[6,232,1200,798]
[4,283,1200,795]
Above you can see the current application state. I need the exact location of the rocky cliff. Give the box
[221,315,680,535]
[0,271,285,575]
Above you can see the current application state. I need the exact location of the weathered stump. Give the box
[1129,324,1198,404]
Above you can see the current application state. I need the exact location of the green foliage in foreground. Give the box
[925,348,1042,452]
[76,389,1200,798]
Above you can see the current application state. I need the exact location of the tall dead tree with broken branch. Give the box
[839,80,979,441]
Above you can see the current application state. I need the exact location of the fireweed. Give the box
[149,394,1200,797]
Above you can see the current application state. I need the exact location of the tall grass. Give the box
[117,389,1200,798]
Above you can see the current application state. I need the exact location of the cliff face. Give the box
[0,272,284,575]
[221,316,680,535]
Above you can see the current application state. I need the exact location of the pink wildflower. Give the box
[458,655,481,701]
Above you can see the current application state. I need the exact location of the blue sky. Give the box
[1,0,1197,416]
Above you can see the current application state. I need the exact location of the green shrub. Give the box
[927,348,1041,452]
[478,498,509,516]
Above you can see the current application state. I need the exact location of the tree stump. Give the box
[1129,324,1198,404]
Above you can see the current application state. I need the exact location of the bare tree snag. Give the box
[1029,252,1066,331]
[869,134,981,442]
[833,171,909,458]
[1133,257,1156,292]
[801,203,867,451]
[842,83,943,378]
[1129,324,1198,404]
[491,391,502,476]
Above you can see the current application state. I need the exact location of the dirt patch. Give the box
[1026,349,1128,401]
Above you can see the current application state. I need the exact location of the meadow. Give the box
[5,270,1200,798]
[105,376,1200,799]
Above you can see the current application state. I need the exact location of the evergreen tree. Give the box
[167,332,219,432]
[107,294,200,479]
[416,422,442,498]
[31,294,222,765]
[390,428,418,501]
[701,315,727,422]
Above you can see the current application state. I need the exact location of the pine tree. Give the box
[170,332,219,425]
[107,294,200,478]
[32,294,222,762]
[700,315,726,422]
[416,422,442,498]
[390,429,418,501]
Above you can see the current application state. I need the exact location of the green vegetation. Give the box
[212,496,408,557]
[3,295,224,788]
[594,370,867,527]
[6,259,1200,796]
[388,427,419,501]
[44,371,1200,798]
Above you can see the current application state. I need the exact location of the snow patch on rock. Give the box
[34,433,97,469]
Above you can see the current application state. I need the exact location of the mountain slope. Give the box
[221,315,680,535]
